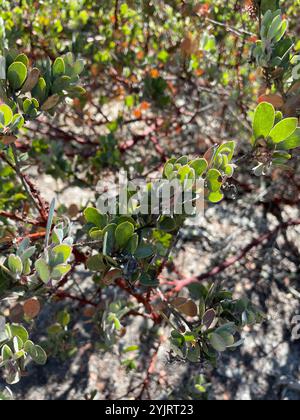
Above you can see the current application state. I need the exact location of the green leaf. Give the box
[208,191,224,203]
[20,246,36,262]
[269,118,298,143]
[125,233,138,254]
[0,104,13,127]
[10,324,29,343]
[24,340,34,353]
[25,341,47,365]
[195,384,207,394]
[13,336,22,353]
[163,162,174,179]
[224,164,234,177]
[112,316,121,331]
[57,310,71,327]
[187,344,200,362]
[9,114,25,131]
[84,207,108,229]
[73,59,85,75]
[215,141,236,162]
[32,77,47,103]
[67,85,86,96]
[1,344,13,361]
[15,53,29,67]
[89,228,103,240]
[275,111,283,124]
[64,52,74,66]
[189,158,208,177]
[277,128,300,150]
[23,99,33,114]
[5,364,21,385]
[134,244,155,259]
[115,222,135,249]
[123,345,139,353]
[273,20,288,43]
[267,14,282,40]
[210,332,227,352]
[8,255,23,275]
[35,345,48,365]
[51,264,71,280]
[35,258,50,283]
[52,75,71,93]
[51,244,72,265]
[7,61,28,91]
[253,102,275,140]
[52,57,66,77]
[206,169,222,192]
[176,156,189,165]
[86,254,106,272]
[51,227,64,244]
[47,324,63,336]
[140,273,159,287]
[218,331,235,347]
[177,165,193,183]
[158,216,177,232]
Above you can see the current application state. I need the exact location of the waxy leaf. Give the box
[7,62,27,90]
[269,118,298,143]
[253,102,275,141]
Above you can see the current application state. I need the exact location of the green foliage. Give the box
[35,219,73,284]
[0,316,46,384]
[252,9,292,69]
[168,286,262,364]
[43,310,77,361]
[0,0,300,398]
[82,142,236,288]
[0,50,85,140]
[251,102,300,174]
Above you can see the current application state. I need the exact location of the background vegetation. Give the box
[0,0,300,400]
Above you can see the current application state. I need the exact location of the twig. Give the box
[0,211,42,226]
[55,291,97,307]
[136,337,164,400]
[169,219,300,292]
[204,17,255,37]
[116,279,161,323]
[11,145,45,218]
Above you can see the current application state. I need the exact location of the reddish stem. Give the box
[116,279,161,323]
[169,219,300,292]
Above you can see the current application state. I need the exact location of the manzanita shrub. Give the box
[0,0,300,399]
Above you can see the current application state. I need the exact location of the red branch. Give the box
[136,337,164,400]
[22,173,49,222]
[0,211,43,226]
[55,291,97,307]
[116,279,161,323]
[169,219,300,292]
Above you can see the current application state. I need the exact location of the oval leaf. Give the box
[269,118,298,144]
